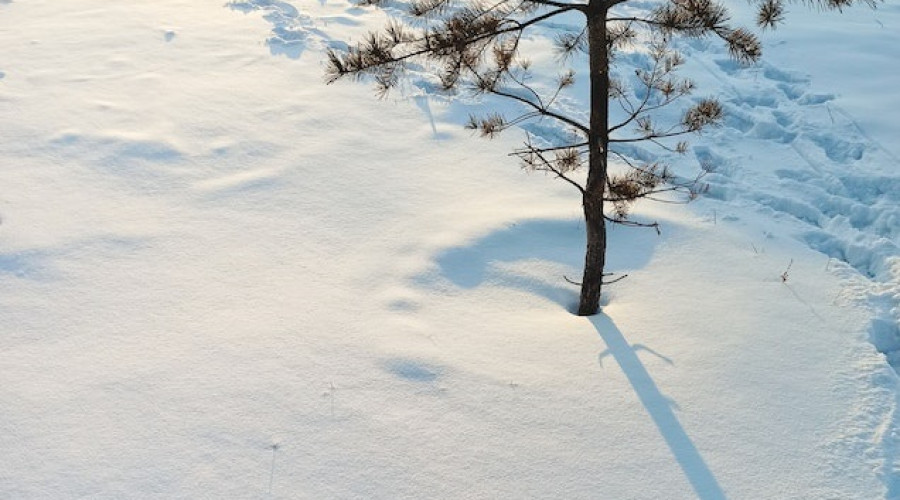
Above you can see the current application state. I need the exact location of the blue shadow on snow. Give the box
[591,314,726,500]
[227,0,324,59]
[429,218,663,310]
[384,358,442,383]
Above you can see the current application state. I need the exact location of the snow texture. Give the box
[0,0,898,498]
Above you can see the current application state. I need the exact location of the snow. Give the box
[1,0,898,498]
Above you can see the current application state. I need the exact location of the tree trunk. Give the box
[577,3,609,316]
[577,195,607,315]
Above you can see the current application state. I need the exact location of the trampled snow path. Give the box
[674,37,900,493]
[681,39,900,358]
[228,0,324,58]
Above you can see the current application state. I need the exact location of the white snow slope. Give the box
[1,0,898,498]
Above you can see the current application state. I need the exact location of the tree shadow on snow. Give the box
[592,314,726,500]
[424,219,726,497]
[424,217,667,311]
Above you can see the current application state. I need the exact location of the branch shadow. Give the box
[591,314,727,500]
[412,96,453,140]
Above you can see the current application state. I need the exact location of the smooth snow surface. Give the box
[1,0,898,498]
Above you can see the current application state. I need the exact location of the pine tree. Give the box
[326,0,878,316]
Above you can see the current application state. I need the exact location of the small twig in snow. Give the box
[781,259,794,283]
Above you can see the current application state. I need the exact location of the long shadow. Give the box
[591,314,727,500]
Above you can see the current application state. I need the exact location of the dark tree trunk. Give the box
[577,3,609,316]
[578,195,607,315]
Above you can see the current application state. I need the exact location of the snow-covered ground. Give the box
[1,0,898,498]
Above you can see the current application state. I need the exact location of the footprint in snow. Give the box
[384,359,442,383]
[688,38,900,378]
[227,0,330,59]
